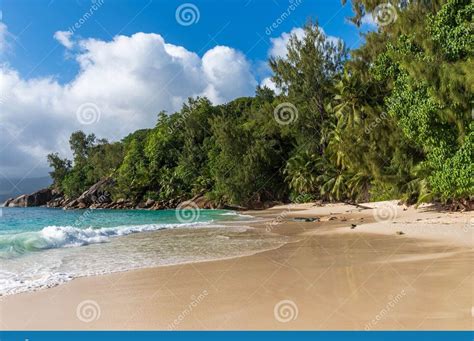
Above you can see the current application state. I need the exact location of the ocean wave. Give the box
[0,222,289,296]
[0,221,211,256]
[220,212,254,218]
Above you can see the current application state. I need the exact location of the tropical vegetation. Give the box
[48,0,473,209]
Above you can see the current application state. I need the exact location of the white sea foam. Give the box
[220,212,254,218]
[2,222,211,253]
[0,218,289,296]
[38,222,210,247]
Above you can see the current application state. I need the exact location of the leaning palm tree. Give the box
[284,151,321,195]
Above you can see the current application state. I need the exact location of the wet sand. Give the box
[0,201,472,330]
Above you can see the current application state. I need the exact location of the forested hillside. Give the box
[47,0,473,209]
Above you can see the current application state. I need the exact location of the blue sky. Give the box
[0,0,374,179]
[2,0,365,82]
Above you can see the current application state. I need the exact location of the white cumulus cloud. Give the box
[268,27,305,59]
[54,30,74,49]
[268,26,343,59]
[0,28,257,178]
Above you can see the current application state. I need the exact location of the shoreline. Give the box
[0,237,293,298]
[1,201,472,330]
[0,211,287,297]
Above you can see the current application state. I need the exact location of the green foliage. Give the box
[117,138,149,199]
[86,141,124,183]
[47,1,473,207]
[46,153,71,189]
[429,125,474,200]
[270,22,348,150]
[379,0,473,203]
[61,168,91,198]
[284,151,320,195]
[69,131,96,166]
[428,0,473,61]
[208,95,290,206]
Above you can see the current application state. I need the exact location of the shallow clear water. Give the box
[0,207,236,257]
[0,207,287,295]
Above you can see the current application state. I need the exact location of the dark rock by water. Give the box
[3,188,55,207]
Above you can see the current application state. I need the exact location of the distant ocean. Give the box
[0,207,288,295]
[0,176,52,202]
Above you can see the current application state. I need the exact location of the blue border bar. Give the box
[0,331,473,341]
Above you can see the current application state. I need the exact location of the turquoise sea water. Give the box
[0,207,287,295]
[0,207,235,257]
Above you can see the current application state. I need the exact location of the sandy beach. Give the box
[1,201,472,330]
